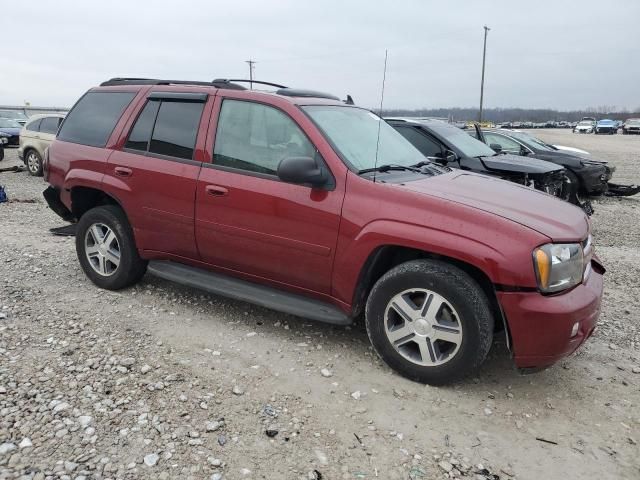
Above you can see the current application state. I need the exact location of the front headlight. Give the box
[0,137,7,144]
[533,243,584,293]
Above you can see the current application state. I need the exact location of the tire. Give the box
[365,259,494,385]
[0,147,4,162]
[25,149,43,176]
[562,171,593,215]
[76,205,147,290]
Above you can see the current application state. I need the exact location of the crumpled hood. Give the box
[403,171,589,242]
[477,153,563,175]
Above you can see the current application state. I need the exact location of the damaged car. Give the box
[386,118,570,205]
[472,128,640,204]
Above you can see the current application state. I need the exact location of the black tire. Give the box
[365,259,494,385]
[25,149,43,176]
[563,171,593,215]
[0,146,4,161]
[76,205,147,290]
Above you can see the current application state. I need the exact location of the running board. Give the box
[147,261,351,325]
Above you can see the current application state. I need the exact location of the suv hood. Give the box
[403,171,588,242]
[476,153,563,175]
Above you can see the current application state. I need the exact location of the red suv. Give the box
[43,78,604,384]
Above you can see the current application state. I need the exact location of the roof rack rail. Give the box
[212,79,288,89]
[276,88,340,101]
[100,77,246,90]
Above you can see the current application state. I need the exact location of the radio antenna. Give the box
[373,49,388,184]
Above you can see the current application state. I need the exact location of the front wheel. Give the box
[76,205,147,290]
[365,259,494,385]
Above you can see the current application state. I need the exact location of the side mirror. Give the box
[489,143,503,153]
[519,147,530,156]
[443,149,458,162]
[277,156,328,187]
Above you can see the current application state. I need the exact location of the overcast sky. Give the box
[2,0,639,110]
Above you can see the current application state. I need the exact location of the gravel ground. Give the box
[0,129,638,480]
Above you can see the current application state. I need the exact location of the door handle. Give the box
[114,166,133,177]
[205,185,228,197]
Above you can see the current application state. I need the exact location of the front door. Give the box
[195,98,344,294]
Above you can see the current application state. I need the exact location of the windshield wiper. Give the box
[409,160,435,168]
[358,164,422,174]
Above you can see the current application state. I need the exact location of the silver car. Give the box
[18,114,65,176]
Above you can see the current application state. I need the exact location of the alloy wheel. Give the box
[84,223,121,276]
[384,288,463,367]
[27,152,40,174]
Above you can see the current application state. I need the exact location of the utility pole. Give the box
[245,59,256,89]
[479,25,490,123]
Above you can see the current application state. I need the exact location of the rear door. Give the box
[36,117,62,155]
[105,91,210,259]
[194,97,344,294]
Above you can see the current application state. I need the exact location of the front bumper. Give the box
[498,259,604,369]
[580,164,610,194]
[595,126,616,133]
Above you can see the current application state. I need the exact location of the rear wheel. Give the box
[25,149,43,176]
[365,259,494,385]
[76,205,147,290]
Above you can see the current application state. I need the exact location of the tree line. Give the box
[381,106,640,123]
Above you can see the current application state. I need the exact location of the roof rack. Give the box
[100,77,246,90]
[100,78,347,102]
[212,78,288,89]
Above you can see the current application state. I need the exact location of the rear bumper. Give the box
[42,186,74,222]
[498,262,604,369]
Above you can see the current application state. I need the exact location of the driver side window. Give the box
[484,132,521,154]
[213,99,316,176]
[395,127,443,157]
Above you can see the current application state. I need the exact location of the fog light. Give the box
[570,322,580,338]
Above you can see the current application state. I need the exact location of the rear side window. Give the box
[39,117,61,135]
[58,91,136,147]
[25,119,42,132]
[124,100,204,160]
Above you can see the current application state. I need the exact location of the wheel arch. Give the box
[70,186,125,220]
[351,244,510,341]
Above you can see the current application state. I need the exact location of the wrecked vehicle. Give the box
[386,118,569,203]
[43,77,603,385]
[472,128,640,202]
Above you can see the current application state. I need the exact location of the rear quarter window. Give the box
[57,91,136,147]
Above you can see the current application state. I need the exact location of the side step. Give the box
[147,261,351,325]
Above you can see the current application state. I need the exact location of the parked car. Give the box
[0,109,29,126]
[472,128,639,205]
[622,118,640,134]
[0,118,22,145]
[595,119,617,134]
[574,120,595,133]
[18,114,65,176]
[43,77,603,385]
[0,132,8,161]
[385,118,567,202]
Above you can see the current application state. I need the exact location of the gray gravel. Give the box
[1,130,639,479]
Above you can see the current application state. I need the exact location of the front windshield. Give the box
[0,118,20,128]
[0,110,28,120]
[578,121,593,126]
[426,122,496,157]
[627,119,640,126]
[507,131,553,151]
[302,106,424,170]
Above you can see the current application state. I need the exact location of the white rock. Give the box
[141,364,152,374]
[351,391,361,400]
[211,474,223,480]
[18,438,32,449]
[78,415,93,427]
[320,368,333,378]
[232,385,245,395]
[64,461,78,472]
[246,332,257,337]
[144,453,159,466]
[438,460,454,472]
[206,421,222,432]
[240,468,252,475]
[53,402,70,413]
[484,408,493,415]
[208,457,222,466]
[0,442,17,455]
